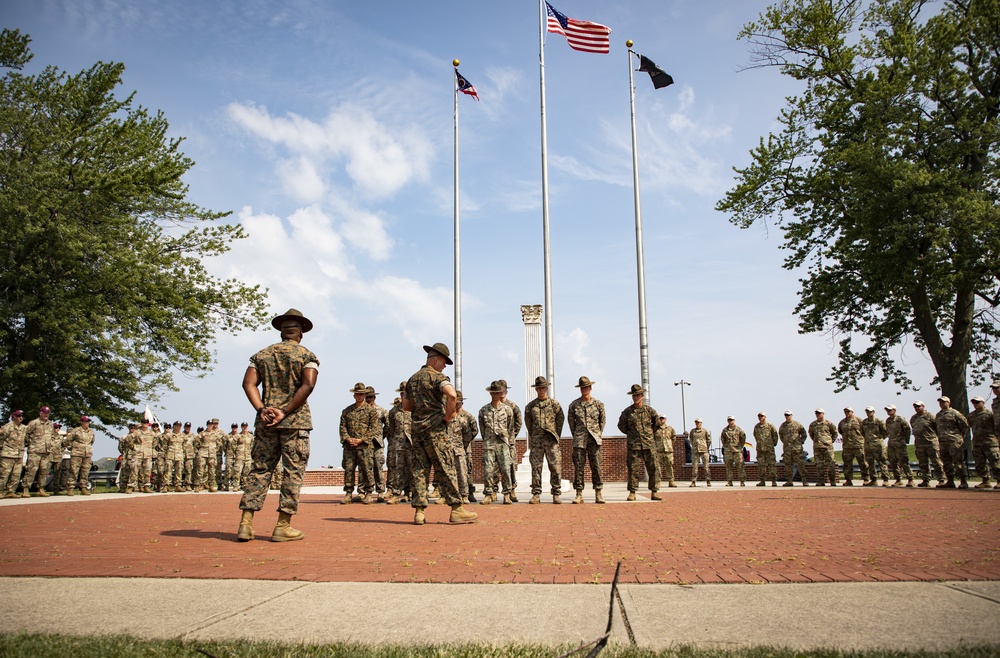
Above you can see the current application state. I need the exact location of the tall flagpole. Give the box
[538,0,555,394]
[453,59,463,392]
[626,41,650,401]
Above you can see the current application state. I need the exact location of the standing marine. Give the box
[567,376,606,504]
[752,412,779,487]
[617,384,661,500]
[525,375,565,504]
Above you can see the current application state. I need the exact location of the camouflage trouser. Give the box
[230,456,248,490]
[915,442,944,482]
[195,455,217,490]
[66,455,92,492]
[215,450,224,488]
[0,457,23,494]
[627,446,659,493]
[939,438,967,481]
[864,441,890,482]
[453,445,469,499]
[183,457,194,488]
[529,435,562,496]
[342,443,374,495]
[118,456,132,489]
[723,449,745,484]
[656,445,674,484]
[371,446,386,493]
[270,461,284,489]
[756,449,777,482]
[691,451,711,483]
[54,459,71,492]
[240,427,309,515]
[841,443,867,482]
[166,458,183,489]
[155,455,168,489]
[21,453,52,492]
[463,443,476,497]
[815,445,838,484]
[483,443,513,496]
[223,449,236,489]
[782,445,808,483]
[573,438,603,491]
[887,442,913,481]
[972,441,1000,483]
[508,442,518,488]
[390,447,412,496]
[410,427,461,508]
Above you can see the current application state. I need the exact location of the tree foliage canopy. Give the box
[716,0,1000,409]
[0,29,269,430]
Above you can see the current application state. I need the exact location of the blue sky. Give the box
[6,0,957,465]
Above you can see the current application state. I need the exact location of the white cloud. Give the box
[328,197,393,262]
[277,156,326,203]
[364,276,452,345]
[226,101,433,199]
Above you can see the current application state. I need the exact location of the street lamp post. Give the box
[674,380,692,432]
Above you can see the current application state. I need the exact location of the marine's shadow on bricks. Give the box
[323,516,414,526]
[160,529,235,541]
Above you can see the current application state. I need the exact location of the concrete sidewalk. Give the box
[1,576,998,651]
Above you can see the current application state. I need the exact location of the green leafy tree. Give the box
[0,29,269,430]
[717,0,1000,413]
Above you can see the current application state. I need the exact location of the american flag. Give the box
[545,2,611,54]
[455,69,480,101]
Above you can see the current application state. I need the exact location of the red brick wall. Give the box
[302,434,818,487]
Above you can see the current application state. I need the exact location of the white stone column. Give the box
[521,304,543,408]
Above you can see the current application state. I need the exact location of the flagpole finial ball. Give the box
[626,40,633,48]
[453,59,460,67]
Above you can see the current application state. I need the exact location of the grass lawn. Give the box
[0,634,998,658]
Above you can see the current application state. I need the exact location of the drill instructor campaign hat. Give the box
[628,384,645,395]
[271,308,313,333]
[365,386,378,397]
[349,382,368,394]
[575,376,596,388]
[422,342,454,365]
[395,381,407,393]
[486,380,505,393]
[534,376,551,388]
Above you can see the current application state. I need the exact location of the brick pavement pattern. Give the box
[0,489,997,585]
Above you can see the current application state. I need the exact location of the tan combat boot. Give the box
[480,495,493,506]
[435,494,448,505]
[20,490,31,498]
[449,504,478,524]
[237,510,254,542]
[341,493,353,504]
[81,487,91,496]
[626,492,636,501]
[529,494,541,504]
[669,481,678,488]
[37,489,50,497]
[414,507,426,525]
[503,493,514,505]
[361,494,373,505]
[594,490,605,504]
[385,494,398,505]
[573,492,584,504]
[509,492,518,503]
[270,511,304,542]
[552,494,562,504]
[650,492,662,501]
[975,480,991,489]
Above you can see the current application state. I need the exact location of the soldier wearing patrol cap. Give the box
[753,412,779,487]
[910,401,945,487]
[181,422,195,491]
[63,416,96,495]
[779,411,808,486]
[936,396,969,488]
[861,406,890,486]
[883,405,914,486]
[21,406,55,497]
[386,382,413,504]
[809,409,839,486]
[968,395,999,488]
[0,410,26,498]
[838,407,867,486]
[719,415,747,486]
[688,418,712,486]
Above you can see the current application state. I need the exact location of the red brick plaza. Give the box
[0,487,996,585]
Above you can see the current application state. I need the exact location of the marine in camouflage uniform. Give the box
[446,392,478,504]
[883,405,914,486]
[181,422,196,491]
[567,376,606,503]
[132,419,157,493]
[235,423,253,490]
[196,420,222,492]
[753,413,779,486]
[809,410,839,486]
[617,384,661,500]
[152,425,168,491]
[63,417,95,495]
[655,416,677,489]
[720,416,747,486]
[500,381,522,496]
[689,419,712,486]
[222,425,239,491]
[935,396,969,488]
[365,387,390,500]
[910,401,944,486]
[778,412,808,486]
[340,383,378,504]
[20,407,55,497]
[0,411,26,498]
[403,342,476,525]
[838,408,868,486]
[860,407,890,486]
[968,396,998,488]
[479,382,515,504]
[164,421,185,491]
[117,425,138,493]
[386,383,413,504]
[526,376,566,504]
[238,308,320,542]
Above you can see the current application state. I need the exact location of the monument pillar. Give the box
[521,304,543,407]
